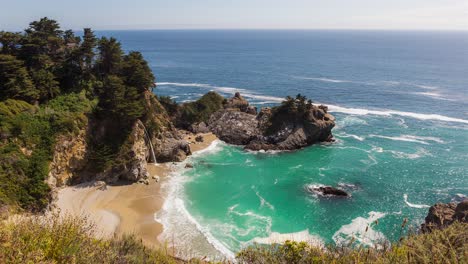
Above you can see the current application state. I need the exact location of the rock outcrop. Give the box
[208,109,260,145]
[306,185,349,197]
[47,126,88,187]
[421,200,468,232]
[207,93,335,151]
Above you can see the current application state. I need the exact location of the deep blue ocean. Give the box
[99,30,468,259]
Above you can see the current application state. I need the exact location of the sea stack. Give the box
[207,93,335,151]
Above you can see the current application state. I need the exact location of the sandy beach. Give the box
[55,132,217,248]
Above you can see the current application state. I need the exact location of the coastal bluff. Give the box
[207,92,335,151]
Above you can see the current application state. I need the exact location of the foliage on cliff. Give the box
[0,93,95,211]
[158,91,225,128]
[265,94,314,135]
[0,18,156,211]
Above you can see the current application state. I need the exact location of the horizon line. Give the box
[3,26,468,33]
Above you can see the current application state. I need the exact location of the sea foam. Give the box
[250,229,323,247]
[333,212,386,248]
[403,194,430,208]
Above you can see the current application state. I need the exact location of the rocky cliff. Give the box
[47,91,191,186]
[208,93,335,151]
[421,199,468,232]
[47,128,88,187]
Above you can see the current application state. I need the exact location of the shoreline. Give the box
[54,132,218,248]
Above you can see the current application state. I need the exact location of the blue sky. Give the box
[1,0,467,30]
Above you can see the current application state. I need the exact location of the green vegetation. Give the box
[0,213,180,264]
[0,18,155,211]
[0,93,95,211]
[265,94,314,135]
[237,222,468,264]
[159,91,225,128]
[0,213,465,263]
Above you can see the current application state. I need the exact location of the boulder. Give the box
[307,185,349,197]
[421,200,468,232]
[185,163,194,168]
[195,135,204,142]
[190,122,210,133]
[208,109,260,145]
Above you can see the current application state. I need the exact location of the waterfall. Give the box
[141,123,157,164]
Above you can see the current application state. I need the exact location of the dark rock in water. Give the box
[421,199,468,232]
[195,135,204,142]
[185,163,193,168]
[207,93,335,151]
[307,185,349,197]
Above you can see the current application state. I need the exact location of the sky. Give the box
[1,0,467,31]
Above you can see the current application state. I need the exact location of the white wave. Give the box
[155,143,236,261]
[412,91,455,101]
[327,104,468,124]
[318,167,328,177]
[254,190,275,210]
[157,82,283,102]
[333,212,386,248]
[337,116,369,127]
[388,147,430,159]
[335,132,365,141]
[413,84,439,90]
[227,205,273,236]
[369,134,444,145]
[403,194,430,209]
[293,76,351,83]
[290,164,303,169]
[250,229,323,247]
[159,81,468,125]
[192,139,223,156]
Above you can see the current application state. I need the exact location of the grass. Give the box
[0,212,179,264]
[0,212,465,264]
[237,222,468,264]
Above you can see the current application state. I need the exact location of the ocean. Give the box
[98,30,468,259]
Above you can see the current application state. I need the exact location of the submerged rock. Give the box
[421,199,468,232]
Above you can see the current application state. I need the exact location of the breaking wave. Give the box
[157,81,468,124]
[333,212,387,248]
[249,229,323,247]
[403,194,430,208]
[368,134,444,145]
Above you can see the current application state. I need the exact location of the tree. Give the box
[122,51,155,92]
[0,31,23,55]
[20,17,64,68]
[80,28,96,75]
[0,54,38,102]
[96,37,123,76]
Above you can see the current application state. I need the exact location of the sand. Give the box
[55,132,217,248]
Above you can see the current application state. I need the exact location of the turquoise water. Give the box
[96,30,468,258]
[178,113,467,255]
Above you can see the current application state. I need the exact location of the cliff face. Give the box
[47,91,191,186]
[207,93,335,151]
[421,200,468,232]
[47,128,88,187]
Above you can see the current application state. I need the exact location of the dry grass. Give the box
[237,222,468,264]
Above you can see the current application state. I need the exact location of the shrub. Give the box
[237,222,468,264]
[177,91,225,128]
[0,213,177,263]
